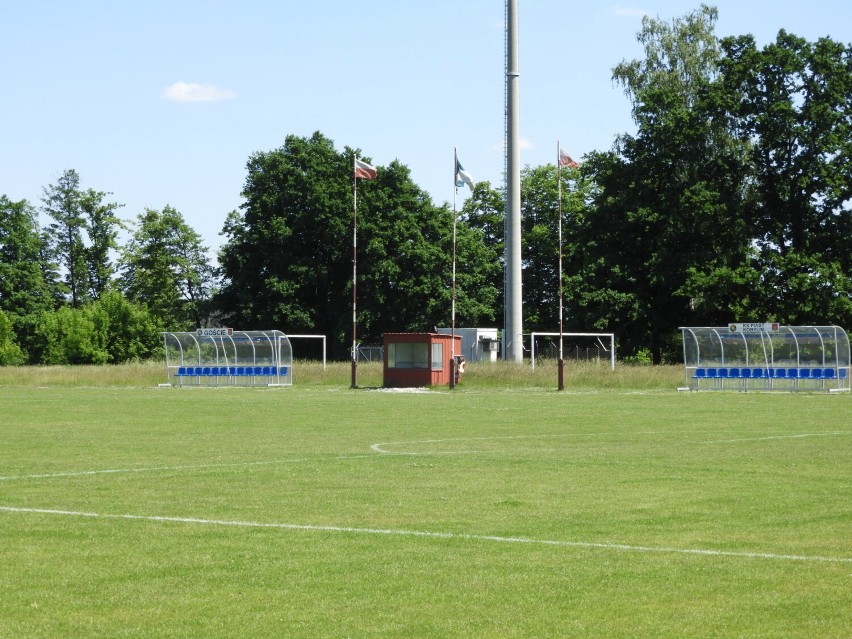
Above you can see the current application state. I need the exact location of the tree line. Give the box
[1,5,850,365]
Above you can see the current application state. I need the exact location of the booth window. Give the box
[388,342,429,369]
[431,343,444,371]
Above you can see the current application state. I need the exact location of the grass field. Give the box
[0,362,849,638]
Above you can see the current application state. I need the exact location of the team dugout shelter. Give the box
[680,324,850,392]
[162,329,293,387]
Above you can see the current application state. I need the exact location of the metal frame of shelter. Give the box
[680,325,850,392]
[161,330,293,387]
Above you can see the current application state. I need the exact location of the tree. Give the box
[460,181,505,329]
[81,187,124,299]
[0,195,59,360]
[718,31,852,326]
[0,195,54,318]
[41,169,87,307]
[579,5,751,362]
[216,132,353,343]
[41,170,124,307]
[216,132,499,356]
[121,206,214,330]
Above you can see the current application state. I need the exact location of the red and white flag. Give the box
[558,147,579,168]
[354,158,377,180]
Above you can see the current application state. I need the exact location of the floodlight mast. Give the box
[504,0,523,363]
[351,157,359,388]
[557,139,565,390]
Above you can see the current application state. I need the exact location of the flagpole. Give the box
[351,155,358,389]
[450,148,458,389]
[557,140,565,391]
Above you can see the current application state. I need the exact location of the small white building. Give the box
[436,328,500,363]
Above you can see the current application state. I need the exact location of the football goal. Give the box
[529,332,616,370]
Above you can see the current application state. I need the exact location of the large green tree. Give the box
[216,132,499,356]
[0,195,59,360]
[718,30,852,326]
[41,169,86,306]
[41,169,123,307]
[81,186,124,300]
[577,5,751,362]
[0,196,54,318]
[121,206,214,330]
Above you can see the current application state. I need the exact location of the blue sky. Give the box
[2,1,851,256]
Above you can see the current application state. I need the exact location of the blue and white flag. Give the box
[454,151,474,191]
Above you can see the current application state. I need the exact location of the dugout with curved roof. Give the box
[679,325,850,392]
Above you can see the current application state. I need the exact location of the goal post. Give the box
[529,332,616,370]
[286,334,327,370]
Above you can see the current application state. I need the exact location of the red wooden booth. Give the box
[383,332,463,387]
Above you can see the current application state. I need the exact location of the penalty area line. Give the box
[1,505,849,565]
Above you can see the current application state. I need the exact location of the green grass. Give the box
[0,366,849,638]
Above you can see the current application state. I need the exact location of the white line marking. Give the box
[698,432,849,445]
[1,506,848,564]
[0,455,379,482]
[373,431,852,454]
[370,432,662,454]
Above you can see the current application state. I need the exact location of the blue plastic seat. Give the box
[751,368,765,379]
[840,369,849,380]
[694,368,706,379]
[706,368,718,379]
[786,368,798,379]
[740,368,751,379]
[728,367,740,379]
[797,368,810,379]
[810,368,822,380]
[823,368,837,380]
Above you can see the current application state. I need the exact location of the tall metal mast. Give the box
[504,0,523,362]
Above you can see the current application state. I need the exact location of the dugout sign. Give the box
[197,327,233,337]
[728,322,780,333]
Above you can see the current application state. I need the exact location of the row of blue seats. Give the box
[694,367,847,380]
[176,365,288,377]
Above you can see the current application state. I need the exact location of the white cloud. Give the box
[611,5,649,18]
[161,81,236,103]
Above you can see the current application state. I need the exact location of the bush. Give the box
[31,293,163,365]
[0,310,25,365]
